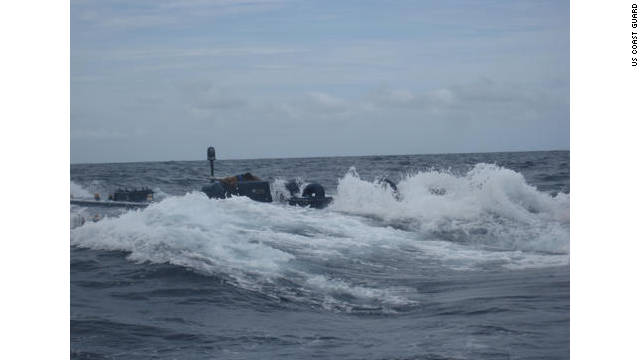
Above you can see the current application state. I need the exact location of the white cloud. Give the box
[306,92,347,111]
[70,0,568,162]
[180,84,248,118]
[364,87,456,110]
[271,92,353,119]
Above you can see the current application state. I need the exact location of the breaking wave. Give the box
[71,181,93,198]
[70,164,568,310]
[330,164,569,254]
[70,193,421,311]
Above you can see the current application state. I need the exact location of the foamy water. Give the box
[71,163,568,311]
[71,151,570,359]
[331,164,569,254]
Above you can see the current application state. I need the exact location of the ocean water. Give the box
[70,151,569,360]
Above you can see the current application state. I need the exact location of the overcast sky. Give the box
[71,0,568,163]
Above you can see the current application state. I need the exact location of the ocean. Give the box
[70,151,569,359]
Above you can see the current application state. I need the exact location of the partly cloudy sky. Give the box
[71,0,569,163]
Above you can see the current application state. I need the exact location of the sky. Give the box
[71,0,569,163]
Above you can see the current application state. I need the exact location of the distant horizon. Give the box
[70,147,569,166]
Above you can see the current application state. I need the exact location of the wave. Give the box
[70,193,421,311]
[70,164,569,310]
[330,164,569,254]
[71,181,93,198]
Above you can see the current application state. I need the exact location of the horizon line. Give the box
[70,148,569,166]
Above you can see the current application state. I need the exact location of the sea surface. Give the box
[70,151,569,359]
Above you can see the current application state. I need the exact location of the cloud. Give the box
[193,92,246,110]
[364,87,456,109]
[70,77,568,163]
[72,0,288,30]
[220,79,566,127]
[74,46,303,63]
[71,128,128,140]
[99,14,178,29]
[70,0,568,162]
[180,83,248,116]
[306,92,348,112]
[360,79,565,120]
[268,92,353,121]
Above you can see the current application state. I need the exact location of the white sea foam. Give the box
[70,165,569,308]
[70,193,418,308]
[70,181,93,198]
[330,164,569,254]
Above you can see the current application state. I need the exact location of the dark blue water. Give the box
[71,151,569,359]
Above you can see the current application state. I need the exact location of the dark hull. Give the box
[70,199,150,209]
